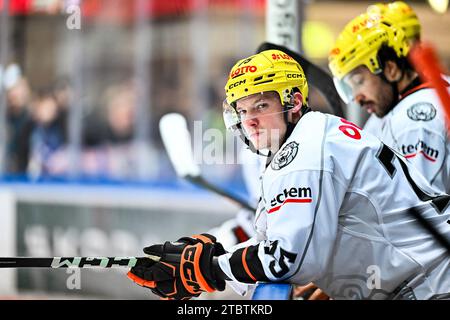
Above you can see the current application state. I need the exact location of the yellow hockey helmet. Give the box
[367,1,421,41]
[328,13,410,81]
[224,49,308,108]
[223,50,309,155]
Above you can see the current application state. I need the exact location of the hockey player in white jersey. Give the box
[127,49,450,300]
[329,10,450,194]
[364,1,450,135]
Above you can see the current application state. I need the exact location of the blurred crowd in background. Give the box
[1,0,448,185]
[5,70,150,179]
[1,0,265,184]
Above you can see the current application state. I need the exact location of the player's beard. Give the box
[371,84,396,118]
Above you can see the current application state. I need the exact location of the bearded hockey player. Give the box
[329,9,450,194]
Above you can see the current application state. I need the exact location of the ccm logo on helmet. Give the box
[228,79,246,89]
[286,73,302,79]
[230,65,257,79]
[269,187,312,214]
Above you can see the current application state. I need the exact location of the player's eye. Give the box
[255,103,269,112]
[352,75,364,86]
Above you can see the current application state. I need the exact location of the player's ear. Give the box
[383,60,402,82]
[290,92,303,114]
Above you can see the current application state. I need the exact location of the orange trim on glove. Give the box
[192,234,213,244]
[180,243,215,294]
[127,271,156,288]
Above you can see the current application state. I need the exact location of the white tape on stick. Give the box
[159,113,201,178]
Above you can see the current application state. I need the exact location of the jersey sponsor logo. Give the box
[271,141,299,170]
[401,139,439,162]
[338,118,362,140]
[407,102,436,121]
[268,187,312,213]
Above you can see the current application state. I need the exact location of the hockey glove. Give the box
[127,233,226,300]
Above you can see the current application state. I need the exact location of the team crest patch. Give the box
[271,141,299,170]
[407,102,436,121]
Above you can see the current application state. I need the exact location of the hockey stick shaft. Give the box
[159,113,257,212]
[0,255,160,269]
[408,208,450,254]
[185,175,256,212]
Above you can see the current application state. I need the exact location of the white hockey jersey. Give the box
[240,146,267,203]
[218,111,450,300]
[367,82,450,194]
[363,113,383,137]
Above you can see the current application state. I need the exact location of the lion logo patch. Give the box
[271,141,299,170]
[407,102,436,121]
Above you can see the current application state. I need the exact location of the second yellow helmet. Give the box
[367,1,421,42]
[328,13,410,80]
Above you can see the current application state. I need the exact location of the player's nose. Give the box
[243,115,258,127]
[354,92,366,107]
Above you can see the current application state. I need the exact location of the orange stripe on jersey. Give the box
[400,80,449,100]
[241,247,257,282]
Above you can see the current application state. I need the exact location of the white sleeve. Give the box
[395,127,446,187]
[218,169,340,285]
